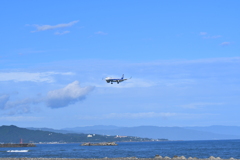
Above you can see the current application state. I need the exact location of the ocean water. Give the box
[1,140,240,159]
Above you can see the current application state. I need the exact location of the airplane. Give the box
[104,74,131,84]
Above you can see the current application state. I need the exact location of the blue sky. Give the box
[0,0,240,129]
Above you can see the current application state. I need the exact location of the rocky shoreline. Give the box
[81,142,118,146]
[0,156,239,160]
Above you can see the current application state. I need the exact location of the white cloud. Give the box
[0,95,42,115]
[78,112,177,120]
[220,42,231,46]
[0,95,9,110]
[0,72,74,83]
[200,32,221,39]
[17,49,46,55]
[78,112,217,120]
[203,35,222,39]
[200,32,207,35]
[5,98,42,110]
[0,116,42,121]
[162,78,195,87]
[95,31,108,35]
[54,31,70,35]
[105,112,177,119]
[180,102,223,109]
[141,57,240,65]
[0,81,94,114]
[32,20,79,32]
[46,81,94,108]
[95,77,155,88]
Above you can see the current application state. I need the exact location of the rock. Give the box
[173,156,186,159]
[180,156,186,159]
[164,156,171,159]
[155,155,162,158]
[209,156,215,159]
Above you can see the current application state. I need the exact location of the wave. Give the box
[7,150,29,152]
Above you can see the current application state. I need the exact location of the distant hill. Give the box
[27,127,75,134]
[0,125,158,143]
[184,125,240,136]
[64,125,121,131]
[62,125,240,140]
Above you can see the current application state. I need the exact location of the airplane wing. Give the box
[119,79,128,82]
[124,78,130,80]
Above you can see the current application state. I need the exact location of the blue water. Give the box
[1,140,240,159]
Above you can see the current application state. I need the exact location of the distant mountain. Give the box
[184,125,240,136]
[27,125,121,134]
[26,125,240,141]
[0,125,156,143]
[62,125,240,140]
[27,127,76,134]
[63,125,121,131]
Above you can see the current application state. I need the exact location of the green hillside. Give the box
[0,125,155,143]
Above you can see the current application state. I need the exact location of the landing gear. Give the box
[111,82,113,84]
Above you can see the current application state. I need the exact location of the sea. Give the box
[1,140,240,159]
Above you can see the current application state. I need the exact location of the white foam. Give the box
[7,150,29,152]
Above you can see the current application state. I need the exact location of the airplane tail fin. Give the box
[121,74,124,79]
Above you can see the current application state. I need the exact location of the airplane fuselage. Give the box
[105,78,126,84]
[105,75,127,84]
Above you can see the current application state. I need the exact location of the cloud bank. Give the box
[199,32,222,39]
[32,20,79,32]
[46,81,94,108]
[0,94,41,115]
[220,42,231,46]
[0,81,94,115]
[203,35,222,39]
[95,31,108,35]
[0,116,42,122]
[0,95,9,110]
[199,32,207,35]
[54,31,70,35]
[0,72,74,83]
[105,112,177,119]
[77,112,214,120]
